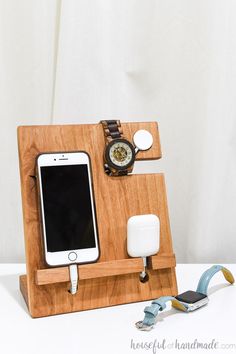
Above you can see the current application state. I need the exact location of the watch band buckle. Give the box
[135,321,153,331]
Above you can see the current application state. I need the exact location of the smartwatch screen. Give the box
[175,290,207,304]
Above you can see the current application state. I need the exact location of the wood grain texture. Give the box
[35,254,176,285]
[19,275,28,307]
[17,121,177,318]
[149,254,176,270]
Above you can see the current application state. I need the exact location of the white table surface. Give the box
[0,264,235,354]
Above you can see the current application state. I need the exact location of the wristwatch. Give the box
[136,264,234,331]
[100,120,136,176]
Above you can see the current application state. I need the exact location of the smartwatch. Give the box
[136,265,234,331]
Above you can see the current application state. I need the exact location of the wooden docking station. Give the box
[17,121,178,318]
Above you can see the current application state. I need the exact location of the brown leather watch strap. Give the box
[100,120,123,142]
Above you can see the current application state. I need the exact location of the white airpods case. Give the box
[127,214,160,258]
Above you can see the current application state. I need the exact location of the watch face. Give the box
[175,290,207,304]
[105,139,135,170]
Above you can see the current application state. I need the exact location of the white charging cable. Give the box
[69,264,78,295]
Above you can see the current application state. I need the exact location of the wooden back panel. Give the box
[18,122,177,317]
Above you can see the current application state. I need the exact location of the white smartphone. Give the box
[36,151,100,266]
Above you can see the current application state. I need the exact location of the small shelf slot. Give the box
[35,254,176,286]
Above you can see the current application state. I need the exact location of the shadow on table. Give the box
[207,282,232,296]
[0,273,29,315]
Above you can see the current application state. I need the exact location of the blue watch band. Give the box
[136,296,187,330]
[196,264,234,295]
[136,264,234,331]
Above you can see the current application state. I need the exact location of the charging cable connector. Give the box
[139,257,149,283]
[69,264,78,295]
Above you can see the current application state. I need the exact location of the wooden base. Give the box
[18,122,178,318]
[20,268,177,318]
[19,275,29,308]
[19,253,177,318]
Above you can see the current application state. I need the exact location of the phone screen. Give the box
[40,164,96,252]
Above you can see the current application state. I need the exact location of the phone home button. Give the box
[68,252,77,262]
